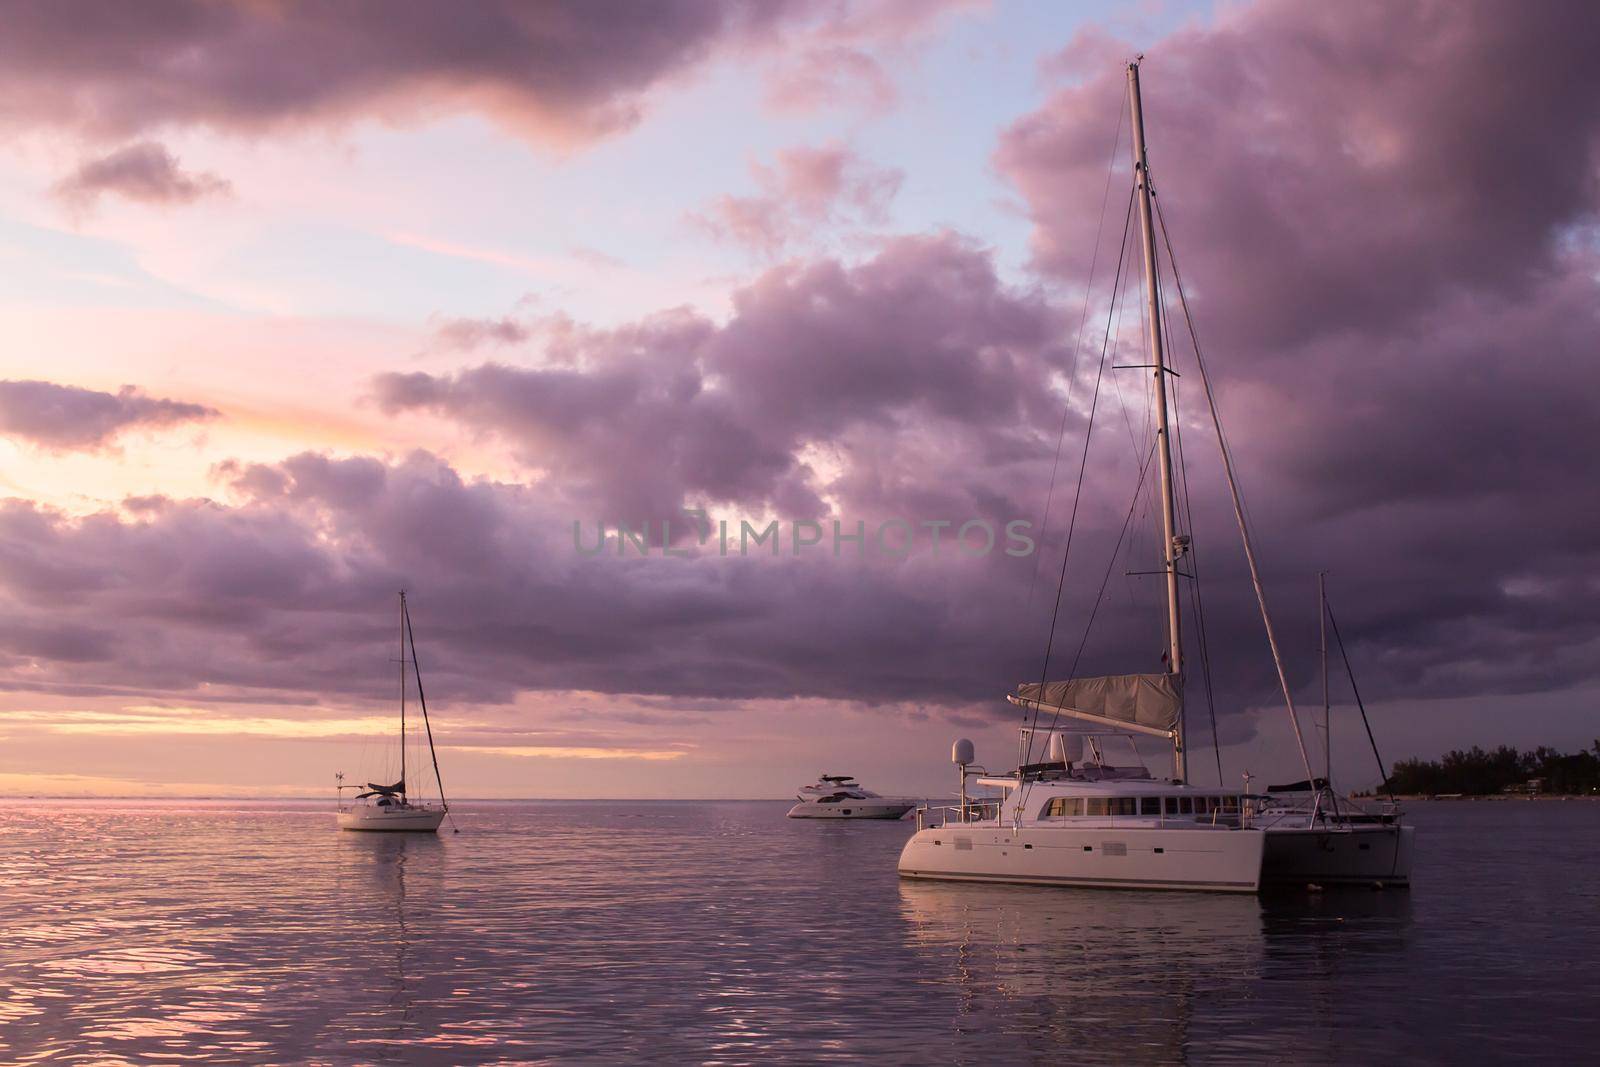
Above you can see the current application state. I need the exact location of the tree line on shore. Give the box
[1381,742,1600,796]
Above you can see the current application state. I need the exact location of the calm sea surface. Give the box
[0,799,1594,1064]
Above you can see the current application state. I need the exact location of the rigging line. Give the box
[1025,99,1128,616]
[1022,436,1160,808]
[1110,236,1148,612]
[1120,237,1155,618]
[1153,196,1317,784]
[1325,596,1391,796]
[1019,188,1137,779]
[1146,207,1195,773]
[1172,384,1224,787]
[1108,223,1145,461]
[1153,227,1224,787]
[403,595,459,833]
[1058,437,1160,706]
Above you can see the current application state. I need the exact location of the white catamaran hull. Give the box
[337,807,445,832]
[1262,823,1415,887]
[898,825,1265,893]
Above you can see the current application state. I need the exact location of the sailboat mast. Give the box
[1127,60,1186,781]
[398,590,407,795]
[1320,571,1330,786]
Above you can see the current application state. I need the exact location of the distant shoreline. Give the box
[1375,793,1600,802]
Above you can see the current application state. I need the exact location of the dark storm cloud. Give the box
[52,142,230,208]
[992,0,1600,707]
[0,452,1049,709]
[999,1,1600,350]
[370,0,1600,719]
[0,0,1595,744]
[376,233,1070,524]
[0,0,809,144]
[0,380,219,452]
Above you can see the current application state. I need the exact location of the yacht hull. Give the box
[1262,823,1414,887]
[337,808,445,832]
[897,825,1265,892]
[787,801,914,819]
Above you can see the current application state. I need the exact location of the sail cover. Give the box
[1014,673,1183,736]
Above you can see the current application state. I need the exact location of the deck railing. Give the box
[914,802,1000,830]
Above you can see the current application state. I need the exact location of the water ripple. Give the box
[0,799,1594,1063]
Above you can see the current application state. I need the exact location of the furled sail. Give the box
[356,779,405,798]
[1010,673,1183,738]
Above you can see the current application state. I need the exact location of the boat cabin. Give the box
[974,774,1249,829]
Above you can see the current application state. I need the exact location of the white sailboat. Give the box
[898,60,1412,892]
[337,592,451,833]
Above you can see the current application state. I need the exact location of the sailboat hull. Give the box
[1262,822,1414,887]
[337,807,445,832]
[898,825,1265,892]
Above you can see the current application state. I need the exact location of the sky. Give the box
[1,0,1597,799]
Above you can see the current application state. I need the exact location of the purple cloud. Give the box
[0,451,1049,712]
[52,141,230,209]
[689,144,904,255]
[376,234,1066,522]
[989,0,1600,706]
[0,1,907,146]
[429,316,532,352]
[0,1,1596,765]
[761,0,982,114]
[0,380,219,452]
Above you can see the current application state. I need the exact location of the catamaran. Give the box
[336,592,452,833]
[898,60,1412,892]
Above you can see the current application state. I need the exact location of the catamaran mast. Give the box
[1320,571,1330,786]
[1127,59,1187,781]
[398,590,407,797]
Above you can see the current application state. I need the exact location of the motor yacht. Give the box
[787,775,918,820]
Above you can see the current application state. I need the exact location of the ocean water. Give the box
[0,799,1594,1065]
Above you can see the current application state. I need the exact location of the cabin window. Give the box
[1140,797,1162,816]
[1084,798,1110,816]
[1044,797,1083,817]
[1220,796,1240,813]
[1165,797,1179,816]
[1179,797,1194,815]
[1109,798,1138,816]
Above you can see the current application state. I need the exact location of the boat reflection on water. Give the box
[333,831,445,1052]
[896,879,1413,1062]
